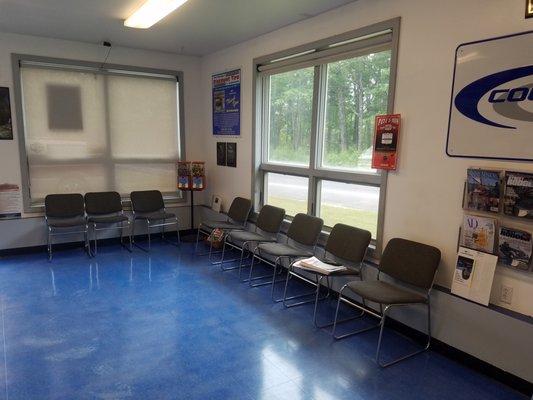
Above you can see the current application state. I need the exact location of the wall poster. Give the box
[212,69,240,136]
[447,31,533,161]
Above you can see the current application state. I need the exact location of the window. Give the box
[254,19,399,250]
[14,55,184,210]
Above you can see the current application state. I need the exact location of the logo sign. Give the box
[447,31,533,161]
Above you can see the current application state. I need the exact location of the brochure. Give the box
[293,257,347,275]
[451,247,498,306]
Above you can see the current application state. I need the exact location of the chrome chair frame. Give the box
[46,215,91,262]
[331,270,436,368]
[194,220,246,262]
[89,210,133,255]
[132,207,180,252]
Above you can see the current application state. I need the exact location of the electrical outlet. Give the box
[500,285,513,305]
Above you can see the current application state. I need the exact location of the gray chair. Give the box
[282,223,371,327]
[248,213,323,301]
[130,190,180,251]
[195,197,252,260]
[45,193,89,261]
[219,205,285,276]
[332,238,441,367]
[85,191,132,255]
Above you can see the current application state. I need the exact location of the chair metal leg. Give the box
[375,301,432,368]
[93,222,98,256]
[147,220,151,251]
[282,268,330,308]
[331,285,377,340]
[176,218,181,245]
[84,225,92,258]
[47,227,53,262]
[194,224,202,254]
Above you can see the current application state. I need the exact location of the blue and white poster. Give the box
[447,31,533,161]
[212,69,241,136]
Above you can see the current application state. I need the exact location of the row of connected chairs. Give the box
[196,197,441,367]
[45,190,179,260]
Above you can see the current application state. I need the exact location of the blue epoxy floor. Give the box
[0,242,527,400]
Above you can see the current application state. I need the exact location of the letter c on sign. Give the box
[507,87,529,102]
[488,89,508,103]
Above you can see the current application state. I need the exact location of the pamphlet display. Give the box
[465,169,501,213]
[371,114,400,170]
[212,69,241,136]
[498,227,532,271]
[451,247,498,306]
[460,214,496,254]
[503,171,533,219]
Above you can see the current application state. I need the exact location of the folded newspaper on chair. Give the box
[293,256,347,275]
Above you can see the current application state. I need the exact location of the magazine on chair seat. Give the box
[293,257,347,275]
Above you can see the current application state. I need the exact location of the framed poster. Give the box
[0,87,13,140]
[212,69,240,136]
[447,31,533,161]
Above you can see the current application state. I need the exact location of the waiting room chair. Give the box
[332,238,441,367]
[45,193,90,261]
[248,213,323,301]
[130,190,180,251]
[195,197,252,261]
[85,191,132,255]
[282,223,371,328]
[220,205,285,276]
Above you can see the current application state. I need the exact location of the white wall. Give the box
[199,0,533,317]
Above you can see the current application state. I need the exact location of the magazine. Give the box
[465,169,501,213]
[503,171,533,219]
[460,214,496,254]
[498,227,532,271]
[293,257,347,275]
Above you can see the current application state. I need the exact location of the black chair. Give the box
[195,197,252,261]
[85,191,132,255]
[332,238,441,367]
[45,193,89,261]
[282,223,371,327]
[219,205,285,276]
[130,190,180,251]
[248,213,323,301]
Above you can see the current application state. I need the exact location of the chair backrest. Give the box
[227,197,252,224]
[130,190,164,213]
[45,193,85,218]
[380,238,441,290]
[287,213,323,246]
[256,205,285,234]
[325,223,371,264]
[85,191,123,215]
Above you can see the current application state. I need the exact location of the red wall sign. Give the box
[371,114,401,171]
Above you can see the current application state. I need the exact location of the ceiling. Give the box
[0,0,357,56]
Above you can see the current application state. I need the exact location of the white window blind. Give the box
[19,64,181,203]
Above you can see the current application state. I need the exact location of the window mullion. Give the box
[307,65,321,216]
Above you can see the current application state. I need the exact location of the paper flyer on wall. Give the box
[498,227,532,271]
[0,183,22,218]
[212,69,241,136]
[451,247,498,306]
[460,214,496,254]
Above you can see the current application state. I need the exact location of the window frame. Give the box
[11,54,186,212]
[252,18,400,256]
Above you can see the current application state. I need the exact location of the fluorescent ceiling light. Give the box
[124,0,189,29]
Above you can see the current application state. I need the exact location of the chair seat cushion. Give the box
[257,242,313,258]
[228,230,277,243]
[47,216,86,228]
[135,212,176,221]
[88,215,129,224]
[345,280,426,305]
[202,220,243,230]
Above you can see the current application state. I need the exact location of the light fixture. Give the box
[124,0,189,29]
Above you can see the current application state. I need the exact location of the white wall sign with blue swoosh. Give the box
[447,30,533,161]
